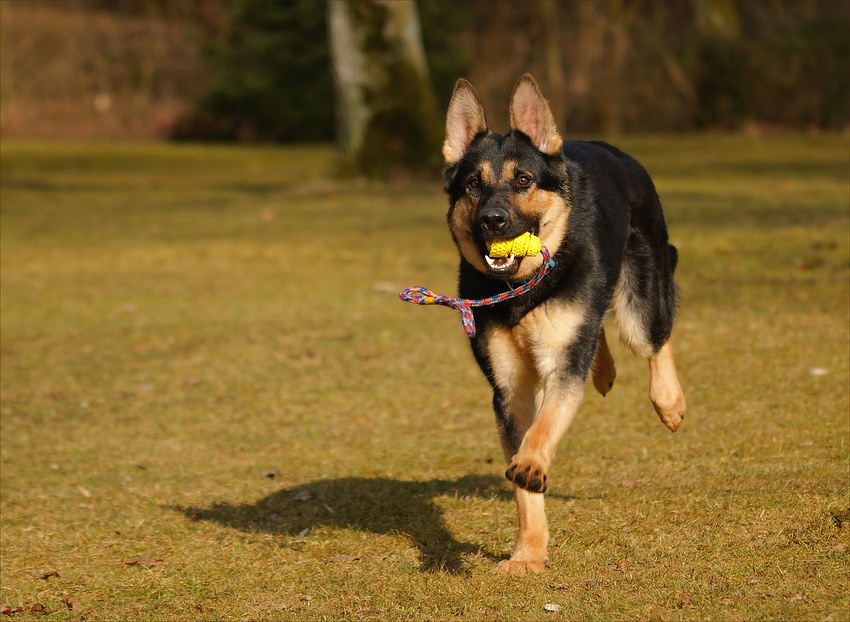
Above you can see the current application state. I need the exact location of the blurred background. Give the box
[1,0,848,175]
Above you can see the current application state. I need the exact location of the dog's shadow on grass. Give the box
[174,473,514,574]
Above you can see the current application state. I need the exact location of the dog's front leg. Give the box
[504,303,590,494]
[504,377,586,493]
[494,378,584,575]
[485,305,590,574]
[495,486,549,574]
[478,325,551,574]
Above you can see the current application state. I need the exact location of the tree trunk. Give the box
[328,1,369,162]
[327,0,442,178]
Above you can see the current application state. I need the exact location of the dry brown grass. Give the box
[1,136,848,620]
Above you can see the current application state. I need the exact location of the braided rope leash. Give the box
[399,247,555,338]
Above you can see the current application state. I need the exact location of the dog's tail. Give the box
[668,245,679,274]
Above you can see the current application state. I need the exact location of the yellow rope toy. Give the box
[486,232,541,258]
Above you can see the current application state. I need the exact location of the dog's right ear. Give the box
[443,79,488,166]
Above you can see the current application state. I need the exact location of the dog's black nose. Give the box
[478,205,510,236]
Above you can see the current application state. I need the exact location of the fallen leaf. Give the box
[0,607,12,616]
[29,604,48,613]
[325,555,360,563]
[61,596,79,611]
[290,490,313,502]
[543,603,563,612]
[794,257,822,270]
[678,595,693,608]
[615,560,628,571]
[77,486,91,498]
[297,528,310,538]
[122,557,163,568]
[827,544,846,554]
[621,480,643,488]
[29,571,59,580]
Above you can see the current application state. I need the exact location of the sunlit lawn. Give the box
[1,135,848,620]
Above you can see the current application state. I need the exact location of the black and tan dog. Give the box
[441,74,686,574]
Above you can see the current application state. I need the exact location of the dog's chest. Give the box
[506,298,586,373]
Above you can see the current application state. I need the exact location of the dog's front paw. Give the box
[494,557,550,575]
[505,457,548,493]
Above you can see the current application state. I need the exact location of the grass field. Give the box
[1,135,848,621]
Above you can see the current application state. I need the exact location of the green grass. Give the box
[1,135,848,621]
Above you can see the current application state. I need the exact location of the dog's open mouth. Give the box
[481,231,540,277]
[484,253,520,275]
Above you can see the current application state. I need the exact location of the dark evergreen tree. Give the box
[172,1,334,142]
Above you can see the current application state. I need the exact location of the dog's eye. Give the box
[517,174,533,188]
[467,177,480,190]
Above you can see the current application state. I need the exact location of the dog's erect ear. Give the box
[509,74,562,156]
[443,79,488,166]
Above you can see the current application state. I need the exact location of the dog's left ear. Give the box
[509,74,562,156]
[443,79,488,166]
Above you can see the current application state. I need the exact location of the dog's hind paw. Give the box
[505,458,548,493]
[494,557,550,575]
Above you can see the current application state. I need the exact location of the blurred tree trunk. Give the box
[328,1,368,160]
[539,0,565,129]
[328,0,442,178]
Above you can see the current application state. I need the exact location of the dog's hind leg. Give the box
[649,339,685,432]
[613,239,686,431]
[591,327,616,396]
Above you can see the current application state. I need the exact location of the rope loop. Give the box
[399,247,554,337]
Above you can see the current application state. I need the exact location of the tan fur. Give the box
[448,196,489,274]
[509,378,585,483]
[483,299,586,573]
[512,187,571,280]
[649,340,686,432]
[498,160,517,184]
[494,487,549,574]
[513,301,584,379]
[611,263,654,359]
[483,325,537,447]
[480,160,497,186]
[592,328,617,396]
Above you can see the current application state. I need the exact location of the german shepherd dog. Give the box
[441,74,686,574]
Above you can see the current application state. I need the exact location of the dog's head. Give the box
[443,74,571,281]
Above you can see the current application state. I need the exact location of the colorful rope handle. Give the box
[399,247,554,338]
